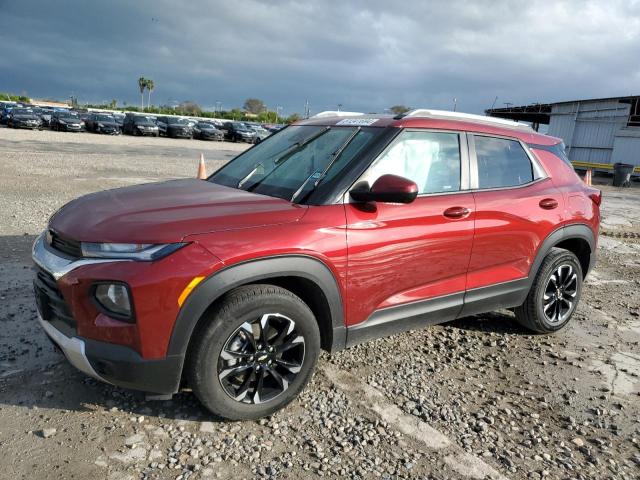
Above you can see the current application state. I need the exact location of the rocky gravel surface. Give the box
[0,128,639,479]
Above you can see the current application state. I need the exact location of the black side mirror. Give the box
[350,174,419,204]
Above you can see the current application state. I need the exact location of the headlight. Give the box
[81,242,186,260]
[59,120,67,124]
[137,125,145,129]
[98,123,104,127]
[94,283,132,319]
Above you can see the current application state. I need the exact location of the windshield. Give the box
[13,108,34,115]
[134,116,155,124]
[168,118,189,125]
[210,125,380,202]
[95,114,113,121]
[59,113,78,120]
[197,122,215,128]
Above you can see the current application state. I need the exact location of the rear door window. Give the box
[474,135,533,189]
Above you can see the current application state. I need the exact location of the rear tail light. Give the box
[587,189,602,206]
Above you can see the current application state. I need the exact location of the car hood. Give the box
[97,120,118,127]
[15,114,39,120]
[60,118,82,124]
[49,179,306,244]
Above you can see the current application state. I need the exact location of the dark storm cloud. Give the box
[1,0,639,115]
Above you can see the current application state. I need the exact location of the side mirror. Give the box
[350,174,418,204]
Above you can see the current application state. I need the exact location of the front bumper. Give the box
[39,313,183,393]
[32,233,187,394]
[97,126,119,135]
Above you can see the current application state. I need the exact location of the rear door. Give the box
[462,133,563,315]
[345,129,475,339]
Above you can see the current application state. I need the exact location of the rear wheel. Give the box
[514,248,582,333]
[187,284,320,420]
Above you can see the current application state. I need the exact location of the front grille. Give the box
[49,230,82,258]
[33,265,76,330]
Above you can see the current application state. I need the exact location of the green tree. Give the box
[178,100,201,115]
[389,105,410,115]
[243,98,265,115]
[138,77,146,110]
[286,113,301,124]
[145,79,154,110]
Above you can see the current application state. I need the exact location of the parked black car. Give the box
[193,121,224,141]
[122,113,159,136]
[113,113,125,133]
[7,108,42,129]
[156,116,193,138]
[51,111,84,132]
[85,113,120,134]
[0,107,15,125]
[39,107,55,127]
[222,121,256,143]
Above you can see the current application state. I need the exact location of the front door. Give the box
[345,129,475,343]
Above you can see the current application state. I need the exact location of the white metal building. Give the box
[486,96,640,173]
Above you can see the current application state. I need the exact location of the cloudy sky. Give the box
[1,0,639,115]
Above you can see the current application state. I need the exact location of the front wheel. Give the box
[514,248,582,333]
[187,284,320,420]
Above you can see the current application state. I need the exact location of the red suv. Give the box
[33,110,601,420]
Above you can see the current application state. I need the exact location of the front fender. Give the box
[167,255,346,357]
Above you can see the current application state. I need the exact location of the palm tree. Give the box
[145,79,154,110]
[138,77,146,110]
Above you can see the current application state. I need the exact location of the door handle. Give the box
[443,206,471,219]
[539,198,558,210]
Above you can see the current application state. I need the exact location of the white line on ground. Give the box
[322,364,509,480]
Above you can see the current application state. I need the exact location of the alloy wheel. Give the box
[542,264,578,324]
[217,313,305,404]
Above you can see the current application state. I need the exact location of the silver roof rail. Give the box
[312,111,365,118]
[398,109,532,131]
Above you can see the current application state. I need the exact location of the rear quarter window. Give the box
[474,135,534,189]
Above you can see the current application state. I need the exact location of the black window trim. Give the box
[343,127,472,203]
[468,133,548,192]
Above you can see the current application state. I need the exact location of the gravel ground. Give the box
[0,127,639,480]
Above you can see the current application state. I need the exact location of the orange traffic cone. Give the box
[197,153,207,179]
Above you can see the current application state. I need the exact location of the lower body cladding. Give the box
[39,314,183,394]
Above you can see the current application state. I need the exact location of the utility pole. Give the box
[304,100,310,119]
[453,98,457,112]
[337,103,342,112]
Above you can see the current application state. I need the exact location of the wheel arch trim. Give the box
[167,255,346,357]
[530,223,596,282]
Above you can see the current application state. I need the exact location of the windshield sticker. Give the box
[335,118,378,126]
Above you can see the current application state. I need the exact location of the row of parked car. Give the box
[0,103,283,143]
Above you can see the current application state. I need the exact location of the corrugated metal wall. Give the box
[611,128,640,165]
[547,99,631,165]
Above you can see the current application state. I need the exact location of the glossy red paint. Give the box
[44,115,600,363]
[345,194,475,321]
[57,242,223,358]
[50,179,306,243]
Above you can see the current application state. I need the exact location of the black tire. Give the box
[187,284,320,420]
[514,248,582,333]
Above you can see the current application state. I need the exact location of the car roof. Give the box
[295,109,560,146]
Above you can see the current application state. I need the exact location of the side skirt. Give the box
[345,278,531,348]
[345,292,464,348]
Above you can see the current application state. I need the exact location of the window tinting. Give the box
[475,136,533,189]
[365,131,461,194]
